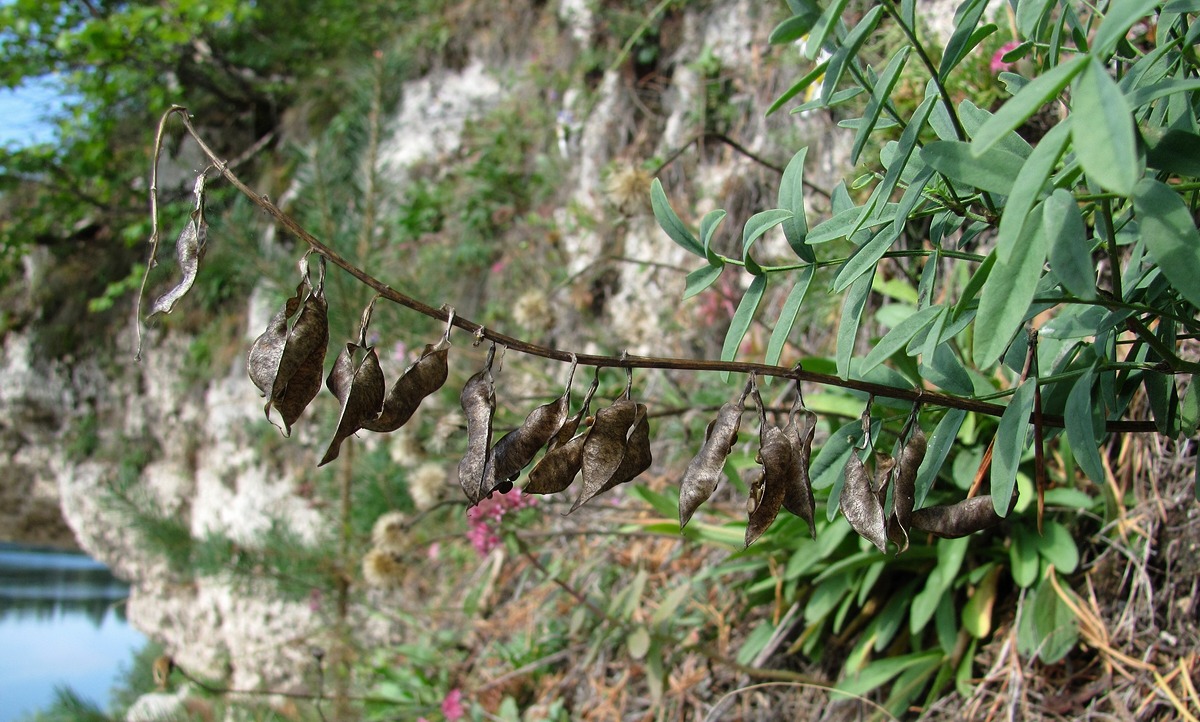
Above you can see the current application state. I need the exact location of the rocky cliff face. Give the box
[0,0,854,698]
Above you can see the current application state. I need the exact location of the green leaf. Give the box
[962,564,1000,639]
[1072,58,1139,195]
[992,379,1037,517]
[1016,0,1056,38]
[1066,367,1107,485]
[911,537,969,633]
[860,304,942,374]
[769,9,821,45]
[1010,524,1039,588]
[805,0,851,60]
[973,56,1087,155]
[626,626,651,659]
[1092,0,1160,58]
[995,119,1072,263]
[700,209,727,264]
[1146,129,1200,177]
[851,46,911,165]
[914,409,966,508]
[778,148,813,261]
[922,342,975,395]
[832,228,894,293]
[922,140,1024,195]
[1133,178,1200,308]
[973,223,1047,365]
[765,265,815,367]
[682,264,724,300]
[837,651,944,697]
[1039,521,1079,574]
[820,5,883,103]
[768,59,832,116]
[1127,79,1200,111]
[807,203,900,244]
[1043,189,1096,299]
[1030,575,1079,663]
[813,419,865,491]
[939,0,990,78]
[651,178,703,257]
[742,209,793,265]
[837,267,874,378]
[720,274,767,381]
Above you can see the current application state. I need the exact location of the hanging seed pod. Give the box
[782,397,818,538]
[524,374,599,496]
[492,359,577,482]
[150,172,209,317]
[571,391,638,513]
[458,345,498,505]
[841,452,889,553]
[746,426,791,547]
[547,372,600,453]
[910,495,1003,538]
[583,403,652,504]
[678,379,752,529]
[887,424,926,553]
[363,309,455,433]
[319,297,386,467]
[247,254,329,436]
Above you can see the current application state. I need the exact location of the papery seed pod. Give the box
[320,298,387,467]
[247,255,329,436]
[364,311,456,433]
[887,425,926,553]
[782,408,817,538]
[571,396,638,512]
[492,361,576,483]
[524,430,588,495]
[319,342,386,466]
[547,375,599,453]
[841,452,889,553]
[910,495,1003,538]
[586,403,652,502]
[458,360,497,505]
[746,427,790,547]
[678,380,750,529]
[150,173,209,317]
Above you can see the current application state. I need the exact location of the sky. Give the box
[0,77,65,147]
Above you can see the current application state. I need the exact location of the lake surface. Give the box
[0,543,146,721]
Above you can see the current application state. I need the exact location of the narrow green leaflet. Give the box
[1092,0,1160,58]
[765,265,815,367]
[859,305,941,374]
[959,99,1032,158]
[973,222,1048,365]
[922,342,974,396]
[651,178,703,257]
[837,268,875,379]
[1043,189,1096,299]
[939,0,990,78]
[778,148,813,261]
[921,140,1025,195]
[807,203,900,244]
[683,265,723,300]
[1073,58,1139,195]
[742,209,793,267]
[1133,179,1200,309]
[805,0,851,60]
[1016,0,1056,38]
[972,56,1086,155]
[851,46,911,165]
[1146,129,1200,177]
[720,274,767,382]
[1066,367,1106,485]
[837,651,944,697]
[699,209,727,265]
[995,120,1072,263]
[833,228,893,293]
[914,409,966,508]
[992,379,1037,517]
[820,5,883,103]
[769,7,821,45]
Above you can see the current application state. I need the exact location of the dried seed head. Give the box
[371,511,407,551]
[407,462,446,511]
[362,548,405,588]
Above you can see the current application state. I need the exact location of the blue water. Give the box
[0,544,146,721]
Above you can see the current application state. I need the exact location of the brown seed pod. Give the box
[458,350,498,505]
[910,495,1004,538]
[841,452,889,553]
[150,172,209,317]
[571,396,638,512]
[491,360,576,483]
[247,254,329,436]
[745,426,790,547]
[524,430,588,495]
[782,407,817,538]
[584,403,652,505]
[547,374,599,453]
[887,425,926,552]
[678,380,751,529]
[364,339,449,433]
[320,298,387,467]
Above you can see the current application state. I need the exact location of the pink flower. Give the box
[441,689,465,721]
[465,489,536,556]
[427,542,441,560]
[991,41,1020,74]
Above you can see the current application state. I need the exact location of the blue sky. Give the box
[0,77,65,147]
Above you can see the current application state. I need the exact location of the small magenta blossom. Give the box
[991,41,1020,74]
[465,489,536,555]
[441,688,465,721]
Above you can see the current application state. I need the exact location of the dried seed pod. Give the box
[745,426,790,547]
[363,339,449,433]
[547,374,599,453]
[782,408,817,538]
[841,452,889,553]
[887,425,926,552]
[524,430,588,495]
[320,298,387,466]
[586,403,652,503]
[247,255,329,436]
[150,173,209,317]
[492,361,576,482]
[571,396,638,512]
[458,358,497,505]
[678,380,751,529]
[910,495,1003,538]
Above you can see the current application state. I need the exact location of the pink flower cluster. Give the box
[466,488,536,555]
